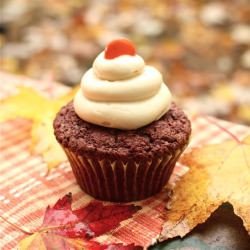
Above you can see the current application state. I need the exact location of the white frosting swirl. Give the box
[74,51,172,130]
[93,52,145,81]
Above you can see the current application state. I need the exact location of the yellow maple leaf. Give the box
[0,86,79,170]
[160,133,250,240]
[0,87,51,122]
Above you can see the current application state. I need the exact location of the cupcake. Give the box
[54,39,191,202]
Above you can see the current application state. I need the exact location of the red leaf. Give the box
[83,241,143,250]
[19,193,142,250]
[74,200,141,237]
[53,193,73,210]
[42,193,79,228]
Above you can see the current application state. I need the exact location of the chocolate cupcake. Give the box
[54,39,191,202]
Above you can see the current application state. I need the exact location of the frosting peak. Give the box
[74,39,172,130]
[93,52,145,81]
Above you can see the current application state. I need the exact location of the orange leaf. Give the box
[160,131,250,239]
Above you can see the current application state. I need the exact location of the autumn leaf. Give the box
[0,86,78,170]
[19,193,142,250]
[160,122,250,240]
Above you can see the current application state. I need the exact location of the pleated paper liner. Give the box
[63,143,187,202]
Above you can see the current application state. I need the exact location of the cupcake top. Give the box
[74,39,172,130]
[54,102,191,161]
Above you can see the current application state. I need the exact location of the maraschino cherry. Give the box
[104,39,136,59]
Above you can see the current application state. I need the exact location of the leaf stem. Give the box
[202,116,241,144]
[0,215,33,235]
[45,167,50,177]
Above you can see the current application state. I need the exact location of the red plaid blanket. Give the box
[0,72,249,249]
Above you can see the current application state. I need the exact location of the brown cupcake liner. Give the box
[63,145,187,202]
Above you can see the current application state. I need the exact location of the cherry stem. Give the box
[202,116,241,144]
[0,214,33,235]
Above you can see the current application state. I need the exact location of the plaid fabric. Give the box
[0,71,249,249]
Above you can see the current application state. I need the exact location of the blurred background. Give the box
[1,0,250,125]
